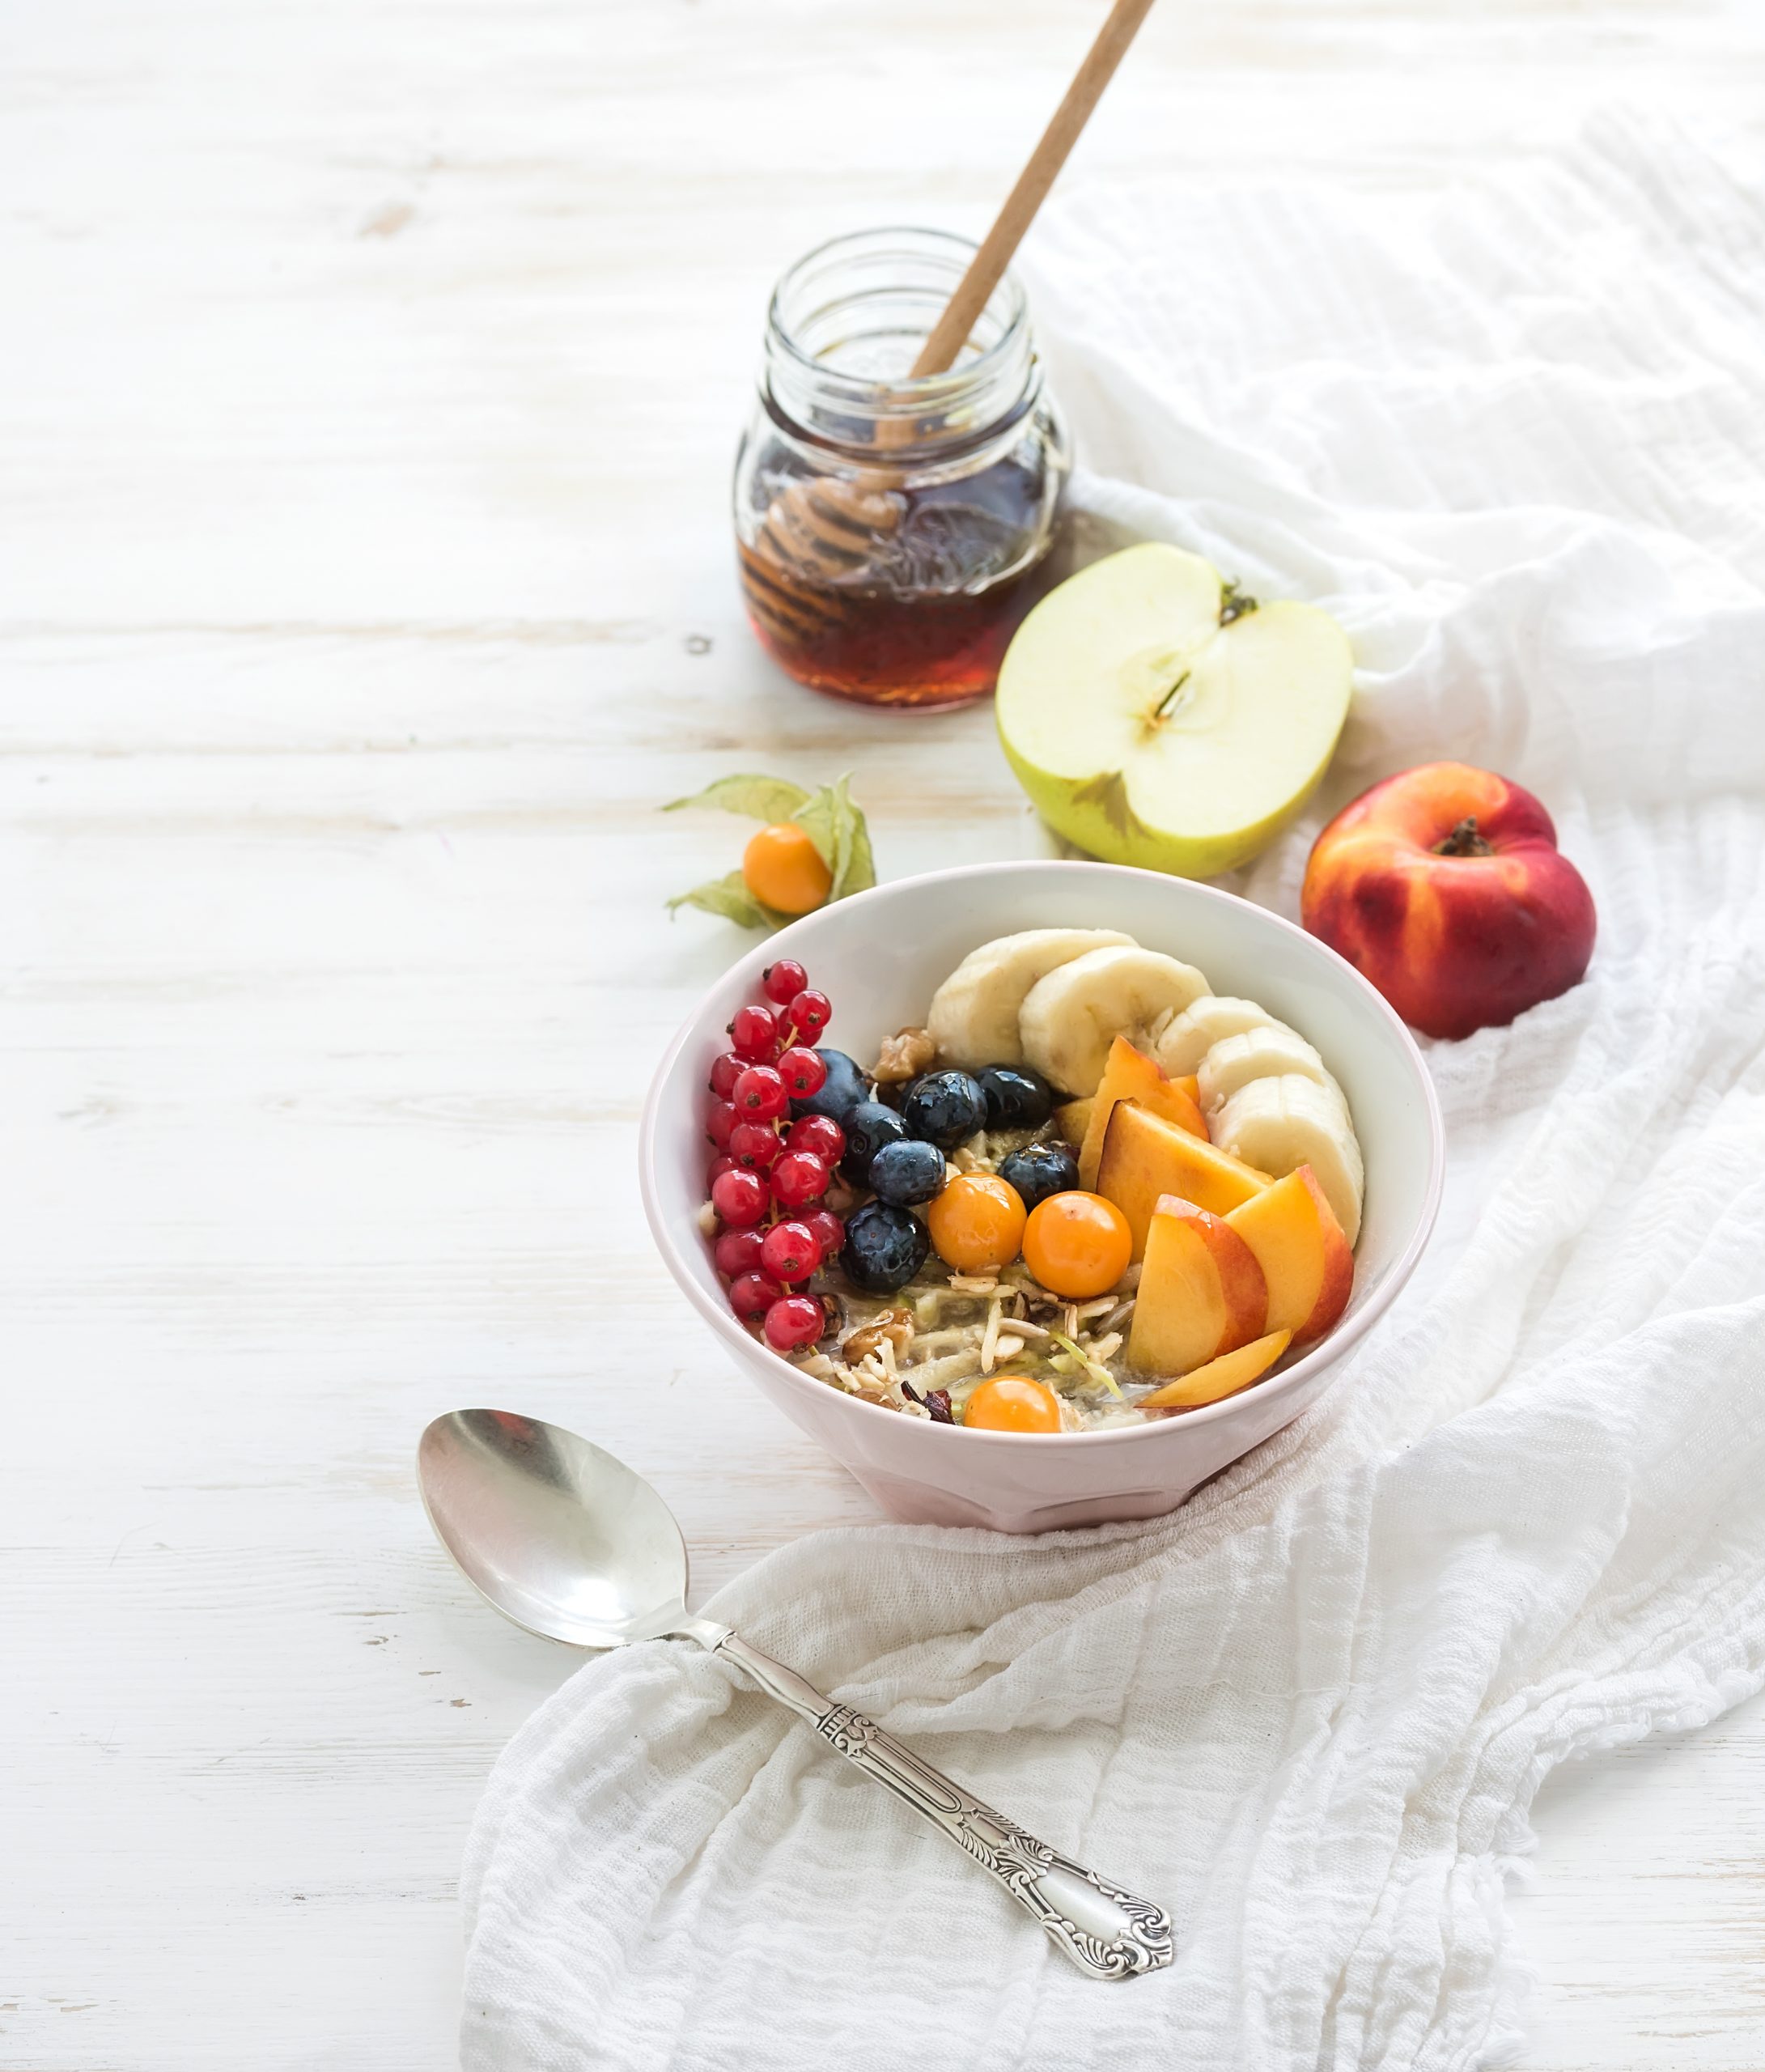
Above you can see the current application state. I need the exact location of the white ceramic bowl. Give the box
[640,861,1442,1535]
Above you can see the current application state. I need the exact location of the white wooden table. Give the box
[6,3,1763,2065]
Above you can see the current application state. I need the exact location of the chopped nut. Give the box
[841,1307,914,1365]
[994,1335,1025,1361]
[872,1026,937,1084]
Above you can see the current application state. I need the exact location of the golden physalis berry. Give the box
[963,1376,1063,1433]
[741,822,833,915]
[925,1174,1027,1275]
[1021,1191,1132,1300]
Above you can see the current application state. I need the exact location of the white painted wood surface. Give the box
[5,2,1763,2065]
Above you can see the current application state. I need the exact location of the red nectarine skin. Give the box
[1301,761,1597,1040]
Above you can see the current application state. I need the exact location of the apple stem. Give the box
[1152,669,1191,721]
[1220,581,1259,625]
[1433,815,1496,857]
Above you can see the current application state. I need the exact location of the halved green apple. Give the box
[995,543,1354,878]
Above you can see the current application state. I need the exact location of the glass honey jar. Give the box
[732,228,1071,712]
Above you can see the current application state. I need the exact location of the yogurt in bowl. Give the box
[641,860,1442,1533]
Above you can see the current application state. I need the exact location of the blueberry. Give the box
[842,1201,931,1294]
[901,1070,987,1151]
[998,1140,1080,1210]
[840,1100,907,1182]
[868,1138,946,1208]
[791,1047,869,1125]
[975,1064,1054,1132]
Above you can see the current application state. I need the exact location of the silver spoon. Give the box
[418,1408,1173,1980]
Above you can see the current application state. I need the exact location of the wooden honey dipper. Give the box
[741,0,1158,652]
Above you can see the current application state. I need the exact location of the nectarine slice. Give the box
[1095,1099,1271,1258]
[1053,1097,1093,1149]
[1224,1165,1354,1347]
[1126,1194,1268,1378]
[1139,1329,1292,1410]
[1078,1035,1207,1191]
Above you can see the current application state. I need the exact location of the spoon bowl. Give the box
[418,1408,691,1650]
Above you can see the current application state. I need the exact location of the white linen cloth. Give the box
[462,119,1765,2070]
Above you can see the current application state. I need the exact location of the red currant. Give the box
[762,959,808,1005]
[710,1166,768,1229]
[764,1293,825,1352]
[729,1271,785,1323]
[706,1099,738,1150]
[761,1219,821,1283]
[728,1119,783,1170]
[729,1004,780,1063]
[770,1149,829,1209]
[785,1113,844,1164]
[714,1228,766,1279]
[706,1153,740,1189]
[708,1051,745,1098]
[777,1046,827,1100]
[804,1208,845,1261]
[785,988,832,1042]
[732,1064,787,1121]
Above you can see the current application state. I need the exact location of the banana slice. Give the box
[1211,1074,1364,1246]
[1018,946,1211,1097]
[1153,996,1291,1076]
[1197,1024,1338,1119]
[926,928,1135,1071]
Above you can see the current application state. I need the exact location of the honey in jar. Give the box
[732,229,1071,712]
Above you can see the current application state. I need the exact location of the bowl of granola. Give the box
[640,860,1441,1532]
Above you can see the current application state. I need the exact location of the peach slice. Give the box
[1139,1328,1293,1410]
[1126,1194,1268,1378]
[1095,1099,1271,1258]
[1224,1165,1354,1348]
[1053,1097,1094,1149]
[1078,1035,1207,1191]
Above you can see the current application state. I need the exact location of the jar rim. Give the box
[764,225,1029,410]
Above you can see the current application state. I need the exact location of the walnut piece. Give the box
[871,1025,937,1085]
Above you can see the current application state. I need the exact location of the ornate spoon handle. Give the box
[705,1624,1173,1980]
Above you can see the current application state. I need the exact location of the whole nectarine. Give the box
[1301,762,1595,1040]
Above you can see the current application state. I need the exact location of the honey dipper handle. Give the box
[910,0,1159,379]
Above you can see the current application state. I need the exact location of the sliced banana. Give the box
[1019,946,1211,1098]
[1197,1024,1338,1119]
[1153,996,1289,1076]
[926,928,1136,1071]
[1211,1074,1364,1246]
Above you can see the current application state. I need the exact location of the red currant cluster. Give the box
[704,959,842,1353]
